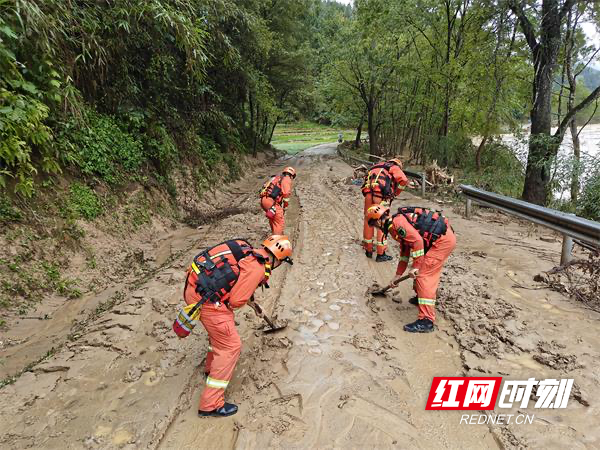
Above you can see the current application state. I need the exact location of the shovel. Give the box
[248,299,288,333]
[368,274,411,296]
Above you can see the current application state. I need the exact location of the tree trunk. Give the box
[268,117,279,145]
[354,111,364,148]
[523,69,557,205]
[475,135,488,172]
[570,119,581,203]
[440,84,450,137]
[367,104,379,155]
[516,0,564,205]
[565,6,579,204]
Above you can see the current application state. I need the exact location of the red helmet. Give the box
[366,204,390,223]
[283,167,296,179]
[389,158,403,169]
[263,235,293,263]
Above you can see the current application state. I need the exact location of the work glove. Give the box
[407,267,419,279]
[265,206,276,220]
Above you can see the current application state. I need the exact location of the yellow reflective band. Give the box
[411,249,425,258]
[418,298,436,305]
[363,239,373,244]
[183,302,202,321]
[192,250,233,274]
[176,312,194,332]
[206,376,229,389]
[374,168,384,185]
[207,345,213,352]
[399,256,410,262]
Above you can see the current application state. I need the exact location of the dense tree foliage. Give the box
[317,0,600,216]
[0,0,314,195]
[1,0,599,219]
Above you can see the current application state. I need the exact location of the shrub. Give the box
[57,109,144,184]
[0,197,22,223]
[423,133,472,167]
[68,183,103,220]
[578,171,600,221]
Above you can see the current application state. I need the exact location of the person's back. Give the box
[175,236,293,417]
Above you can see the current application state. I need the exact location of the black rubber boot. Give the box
[199,402,238,417]
[365,251,373,259]
[404,319,434,333]
[408,296,418,306]
[375,253,393,262]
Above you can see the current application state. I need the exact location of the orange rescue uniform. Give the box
[362,164,408,255]
[184,249,270,412]
[386,213,456,322]
[260,175,293,235]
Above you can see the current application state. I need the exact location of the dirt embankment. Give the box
[1,147,599,449]
[0,154,269,382]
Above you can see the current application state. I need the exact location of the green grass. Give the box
[271,121,355,154]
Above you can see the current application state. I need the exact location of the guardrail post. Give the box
[421,173,426,197]
[465,198,472,219]
[561,234,573,265]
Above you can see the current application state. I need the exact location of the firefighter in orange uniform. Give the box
[362,159,408,261]
[260,167,296,234]
[179,235,293,417]
[365,205,456,333]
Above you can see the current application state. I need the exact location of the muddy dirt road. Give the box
[1,145,599,449]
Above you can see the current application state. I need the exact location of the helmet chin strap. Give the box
[382,217,392,240]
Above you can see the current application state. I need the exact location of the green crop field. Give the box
[271,122,355,154]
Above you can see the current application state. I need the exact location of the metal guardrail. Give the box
[460,184,600,264]
[337,147,428,196]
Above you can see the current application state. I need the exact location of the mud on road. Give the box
[1,145,599,449]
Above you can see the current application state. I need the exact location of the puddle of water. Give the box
[143,370,161,386]
[94,425,112,437]
[503,354,547,373]
[113,429,133,445]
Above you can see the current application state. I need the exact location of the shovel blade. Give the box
[367,283,388,296]
[262,319,288,333]
[370,290,388,297]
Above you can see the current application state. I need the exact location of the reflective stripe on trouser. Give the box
[199,312,241,411]
[261,197,285,234]
[414,227,456,322]
[363,194,387,255]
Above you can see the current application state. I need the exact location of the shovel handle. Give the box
[261,313,277,329]
[248,298,277,329]
[381,274,411,293]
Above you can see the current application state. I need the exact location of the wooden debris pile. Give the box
[534,248,600,312]
[425,160,454,186]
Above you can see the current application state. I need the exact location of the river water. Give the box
[494,123,600,199]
